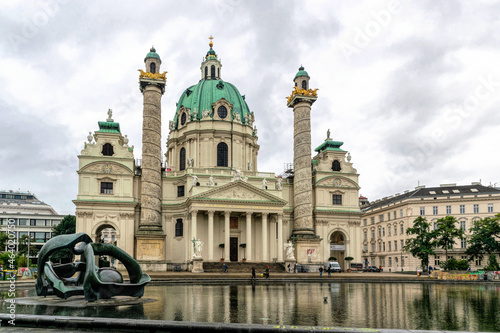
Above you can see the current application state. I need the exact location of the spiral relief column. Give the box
[287,66,322,263]
[136,47,167,264]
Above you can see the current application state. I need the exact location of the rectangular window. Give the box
[175,219,183,237]
[460,205,465,214]
[473,204,479,214]
[378,228,381,238]
[100,182,113,194]
[332,194,342,205]
[393,211,397,220]
[394,225,397,235]
[177,185,185,197]
[378,242,381,251]
[400,224,404,235]
[388,213,391,221]
[433,206,438,215]
[388,242,392,251]
[389,257,392,267]
[363,244,368,252]
[446,205,451,215]
[19,219,28,226]
[435,256,440,266]
[371,217,375,225]
[371,244,375,252]
[420,207,425,216]
[488,203,493,213]
[401,239,404,249]
[364,231,367,241]
[461,238,466,248]
[434,222,438,230]
[371,229,375,239]
[388,226,391,236]
[363,219,367,226]
[394,240,398,251]
[460,220,466,231]
[379,214,384,222]
[400,209,403,218]
[382,227,385,236]
[383,242,386,251]
[30,219,46,226]
[230,217,238,229]
[475,259,482,266]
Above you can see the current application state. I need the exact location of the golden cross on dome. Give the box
[209,35,214,48]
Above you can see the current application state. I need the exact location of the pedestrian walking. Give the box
[265,266,270,279]
[251,267,256,280]
[287,263,291,273]
[319,266,323,277]
[293,264,297,273]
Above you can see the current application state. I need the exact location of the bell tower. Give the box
[287,66,322,263]
[136,47,167,263]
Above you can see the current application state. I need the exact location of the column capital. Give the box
[262,212,269,218]
[246,211,253,216]
[190,209,199,215]
[224,211,232,217]
[207,210,215,216]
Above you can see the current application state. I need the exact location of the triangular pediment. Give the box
[190,181,287,205]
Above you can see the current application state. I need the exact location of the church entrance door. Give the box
[230,237,238,262]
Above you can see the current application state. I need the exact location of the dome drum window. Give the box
[212,99,233,121]
[179,147,186,171]
[180,112,187,125]
[217,106,227,119]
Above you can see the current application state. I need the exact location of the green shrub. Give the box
[442,258,469,271]
[484,255,500,271]
[328,257,337,261]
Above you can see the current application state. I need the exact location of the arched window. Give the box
[102,143,114,156]
[179,147,186,171]
[204,66,208,79]
[175,219,183,237]
[150,62,156,74]
[302,80,307,90]
[211,65,215,79]
[180,112,187,125]
[217,142,228,167]
[332,160,341,171]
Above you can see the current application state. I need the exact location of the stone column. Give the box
[224,211,231,260]
[208,210,214,261]
[277,214,283,262]
[191,210,198,258]
[262,213,268,262]
[246,212,252,261]
[139,83,164,231]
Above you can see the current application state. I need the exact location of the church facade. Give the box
[74,39,362,271]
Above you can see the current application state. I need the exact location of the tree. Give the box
[465,214,500,263]
[403,216,435,271]
[50,214,76,263]
[433,216,464,270]
[18,235,39,257]
[52,215,76,236]
[0,232,8,251]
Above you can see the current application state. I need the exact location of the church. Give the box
[74,38,363,271]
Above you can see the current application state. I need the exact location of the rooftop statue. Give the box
[36,233,150,302]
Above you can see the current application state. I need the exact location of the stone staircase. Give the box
[202,262,286,273]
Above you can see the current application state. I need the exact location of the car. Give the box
[363,266,381,272]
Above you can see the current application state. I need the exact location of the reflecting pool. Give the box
[2,282,500,331]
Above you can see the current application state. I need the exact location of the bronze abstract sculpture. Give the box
[36,233,150,302]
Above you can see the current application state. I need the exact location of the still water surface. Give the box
[2,282,500,331]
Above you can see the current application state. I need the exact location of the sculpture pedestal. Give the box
[295,238,322,264]
[191,258,204,273]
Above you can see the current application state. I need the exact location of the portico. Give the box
[186,181,286,263]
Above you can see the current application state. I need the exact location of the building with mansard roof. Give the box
[74,39,362,271]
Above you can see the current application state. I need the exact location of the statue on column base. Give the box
[191,239,204,273]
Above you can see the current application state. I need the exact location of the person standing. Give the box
[327,266,331,277]
[287,263,291,273]
[251,267,256,280]
[319,266,323,277]
[265,266,270,279]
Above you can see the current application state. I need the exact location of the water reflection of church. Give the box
[74,38,362,271]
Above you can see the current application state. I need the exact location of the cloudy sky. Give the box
[1,0,499,215]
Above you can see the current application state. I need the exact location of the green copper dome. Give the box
[144,46,161,62]
[294,66,309,80]
[172,79,251,128]
[206,48,217,60]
